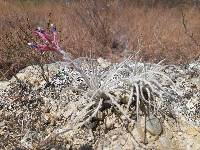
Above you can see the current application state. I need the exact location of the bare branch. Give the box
[181,10,200,61]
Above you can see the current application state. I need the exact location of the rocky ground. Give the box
[0,57,199,150]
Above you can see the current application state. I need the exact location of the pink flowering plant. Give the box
[28,24,60,53]
[28,24,72,62]
[28,24,95,88]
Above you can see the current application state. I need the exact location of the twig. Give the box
[181,10,199,47]
[38,63,50,85]
[13,74,26,89]
[181,10,200,60]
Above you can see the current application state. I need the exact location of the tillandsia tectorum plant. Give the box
[28,24,180,133]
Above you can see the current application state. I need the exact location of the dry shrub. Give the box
[0,0,200,80]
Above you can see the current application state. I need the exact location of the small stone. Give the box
[112,143,122,150]
[0,81,9,90]
[101,140,111,150]
[120,138,126,145]
[105,116,115,129]
[43,114,50,122]
[0,122,5,128]
[97,57,111,68]
[159,135,172,149]
[112,135,118,141]
[177,132,182,136]
[185,127,199,136]
[146,115,162,136]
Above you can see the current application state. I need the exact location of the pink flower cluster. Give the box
[28,24,61,53]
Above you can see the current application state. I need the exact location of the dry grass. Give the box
[0,0,200,80]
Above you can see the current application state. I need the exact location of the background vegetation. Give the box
[0,0,200,80]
